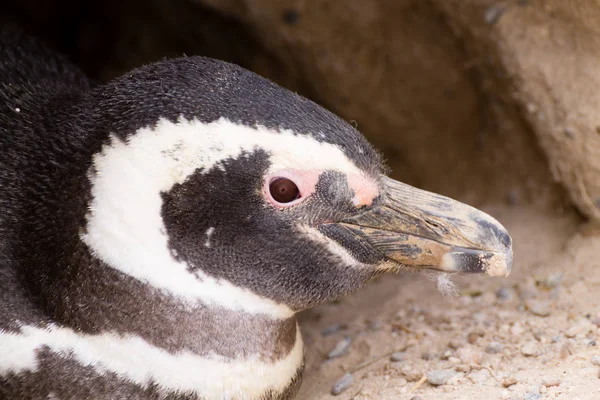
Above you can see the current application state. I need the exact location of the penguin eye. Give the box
[269,178,300,204]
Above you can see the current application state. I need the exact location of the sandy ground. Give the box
[296,203,600,400]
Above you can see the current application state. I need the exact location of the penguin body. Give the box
[0,29,309,400]
[0,28,512,400]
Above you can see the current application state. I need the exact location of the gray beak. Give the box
[337,176,512,277]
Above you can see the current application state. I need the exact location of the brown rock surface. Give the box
[435,0,600,220]
[196,0,567,211]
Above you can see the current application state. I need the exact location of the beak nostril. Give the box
[427,220,440,228]
[424,218,450,236]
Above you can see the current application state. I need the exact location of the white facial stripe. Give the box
[83,117,366,317]
[129,117,363,184]
[296,224,369,269]
[0,325,304,399]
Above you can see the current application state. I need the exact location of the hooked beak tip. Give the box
[439,246,513,277]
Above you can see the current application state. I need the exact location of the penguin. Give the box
[0,28,512,400]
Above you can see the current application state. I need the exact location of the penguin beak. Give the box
[337,176,512,277]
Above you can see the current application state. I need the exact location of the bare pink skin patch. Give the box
[264,169,379,209]
[347,173,380,207]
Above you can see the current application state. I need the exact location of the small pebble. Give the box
[532,330,545,341]
[468,369,491,384]
[521,341,539,357]
[321,324,343,336]
[564,126,576,138]
[457,346,483,364]
[510,323,525,336]
[368,319,383,331]
[527,385,540,394]
[331,373,354,395]
[473,312,488,323]
[484,4,507,24]
[541,378,560,387]
[518,284,538,301]
[390,351,407,362]
[565,320,592,338]
[565,327,579,338]
[409,305,422,314]
[502,377,518,387]
[591,355,600,366]
[328,337,351,359]
[559,342,573,359]
[538,385,547,394]
[523,393,542,400]
[496,287,512,301]
[410,397,423,400]
[468,331,484,344]
[551,335,562,343]
[422,352,434,360]
[427,369,457,386]
[480,291,497,306]
[526,299,552,317]
[486,341,505,354]
[456,364,471,373]
[539,272,563,289]
[401,365,424,382]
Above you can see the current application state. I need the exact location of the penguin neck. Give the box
[34,248,306,394]
[49,246,302,359]
[15,249,305,398]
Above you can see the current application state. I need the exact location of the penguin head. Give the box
[80,57,512,313]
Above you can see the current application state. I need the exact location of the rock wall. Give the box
[436,0,600,220]
[6,0,597,218]
[195,0,568,211]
